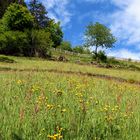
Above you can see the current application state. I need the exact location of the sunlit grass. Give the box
[0,71,140,139]
[0,56,140,139]
[0,55,140,82]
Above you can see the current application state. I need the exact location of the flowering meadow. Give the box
[0,58,140,140]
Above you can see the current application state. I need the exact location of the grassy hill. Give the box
[0,54,140,139]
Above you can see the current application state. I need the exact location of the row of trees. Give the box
[0,0,63,57]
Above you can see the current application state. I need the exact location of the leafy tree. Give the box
[0,31,29,55]
[85,22,116,58]
[58,41,72,51]
[29,1,63,47]
[0,1,62,58]
[46,20,63,48]
[73,46,84,54]
[2,3,33,31]
[0,0,26,18]
[30,30,53,58]
[28,0,49,28]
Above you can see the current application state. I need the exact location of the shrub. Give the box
[31,30,53,58]
[73,46,84,54]
[58,41,72,52]
[0,56,15,63]
[107,57,120,65]
[93,51,107,62]
[0,31,29,56]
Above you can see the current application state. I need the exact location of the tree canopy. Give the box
[85,22,116,57]
[0,0,26,18]
[2,3,34,31]
[0,1,63,58]
[46,20,63,48]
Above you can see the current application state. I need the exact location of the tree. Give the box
[2,3,34,31]
[29,0,63,47]
[85,22,116,58]
[46,20,63,48]
[29,0,49,28]
[30,30,53,58]
[73,46,84,54]
[58,41,72,51]
[0,0,26,18]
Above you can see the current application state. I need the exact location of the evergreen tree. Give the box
[29,0,49,28]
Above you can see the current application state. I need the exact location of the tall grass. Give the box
[0,71,140,139]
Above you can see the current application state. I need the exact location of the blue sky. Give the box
[25,0,140,60]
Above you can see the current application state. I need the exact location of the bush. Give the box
[93,51,107,62]
[0,56,15,63]
[107,57,120,65]
[73,46,84,54]
[0,31,29,56]
[58,41,72,52]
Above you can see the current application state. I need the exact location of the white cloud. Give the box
[110,0,140,47]
[107,49,140,60]
[42,0,72,26]
[25,0,72,27]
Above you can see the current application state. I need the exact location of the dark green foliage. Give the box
[30,30,53,58]
[0,1,63,58]
[58,41,72,51]
[2,3,33,31]
[29,0,48,28]
[46,20,63,48]
[73,46,84,53]
[0,31,29,55]
[0,0,26,19]
[93,51,107,62]
[107,57,120,65]
[0,30,53,57]
[85,22,116,58]
[0,56,15,63]
[73,46,91,54]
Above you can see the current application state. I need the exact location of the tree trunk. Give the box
[95,46,98,59]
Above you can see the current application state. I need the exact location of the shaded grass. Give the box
[0,55,16,63]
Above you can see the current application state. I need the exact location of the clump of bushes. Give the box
[92,51,107,63]
[0,56,15,63]
[92,51,140,71]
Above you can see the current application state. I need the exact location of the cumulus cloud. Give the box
[42,0,72,26]
[110,0,140,46]
[107,49,140,60]
[25,0,72,27]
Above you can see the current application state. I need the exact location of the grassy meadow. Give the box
[0,56,140,140]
